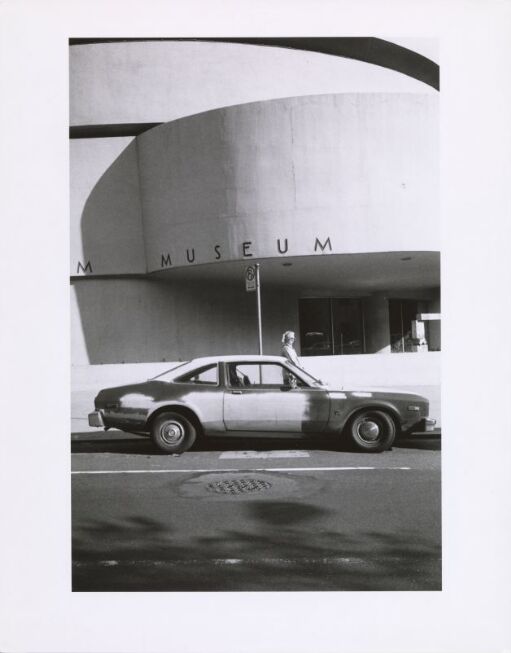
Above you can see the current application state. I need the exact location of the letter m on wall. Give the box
[161,253,172,267]
[314,237,332,253]
[76,261,92,274]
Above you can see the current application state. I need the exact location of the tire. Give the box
[151,411,197,454]
[347,410,396,453]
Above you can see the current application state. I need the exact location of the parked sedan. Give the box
[88,355,435,453]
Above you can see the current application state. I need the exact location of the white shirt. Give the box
[281,344,302,368]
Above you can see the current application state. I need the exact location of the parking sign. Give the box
[245,265,256,292]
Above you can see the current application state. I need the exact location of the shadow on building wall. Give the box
[79,140,146,277]
[73,275,301,364]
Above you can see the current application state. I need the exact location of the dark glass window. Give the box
[389,300,430,353]
[299,298,364,356]
[332,299,364,355]
[299,299,332,356]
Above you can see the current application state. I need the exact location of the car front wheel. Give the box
[151,412,197,454]
[348,410,396,452]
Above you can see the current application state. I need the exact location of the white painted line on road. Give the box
[72,466,411,475]
[73,556,369,568]
[219,450,310,459]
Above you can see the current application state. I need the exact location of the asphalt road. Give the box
[72,431,441,592]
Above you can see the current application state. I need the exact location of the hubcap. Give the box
[357,419,381,442]
[160,420,185,445]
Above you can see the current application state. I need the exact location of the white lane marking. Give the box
[72,466,411,475]
[73,556,368,568]
[219,450,310,459]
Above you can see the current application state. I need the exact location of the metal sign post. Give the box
[245,264,263,354]
[255,264,263,355]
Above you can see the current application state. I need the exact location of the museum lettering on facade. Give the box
[157,237,335,268]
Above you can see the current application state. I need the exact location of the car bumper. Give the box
[88,411,105,428]
[404,416,436,434]
[419,417,437,432]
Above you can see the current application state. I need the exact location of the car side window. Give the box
[227,363,305,388]
[175,364,218,385]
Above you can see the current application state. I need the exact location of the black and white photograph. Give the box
[70,36,441,592]
[1,2,510,652]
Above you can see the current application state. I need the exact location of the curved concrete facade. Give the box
[137,93,438,272]
[70,41,436,128]
[72,92,438,276]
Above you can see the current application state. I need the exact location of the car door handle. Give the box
[231,390,242,395]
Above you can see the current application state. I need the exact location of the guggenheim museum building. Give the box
[70,38,440,399]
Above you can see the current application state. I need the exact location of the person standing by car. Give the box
[281,330,304,386]
[281,330,302,366]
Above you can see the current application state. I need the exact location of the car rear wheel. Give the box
[348,410,396,452]
[151,412,197,454]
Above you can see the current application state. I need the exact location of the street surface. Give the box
[72,431,441,592]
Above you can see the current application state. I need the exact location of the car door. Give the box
[223,362,330,433]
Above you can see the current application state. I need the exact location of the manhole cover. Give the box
[206,478,272,495]
[179,471,317,500]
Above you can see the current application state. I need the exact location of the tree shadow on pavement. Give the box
[72,501,441,592]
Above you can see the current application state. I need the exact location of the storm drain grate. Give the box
[206,478,272,495]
